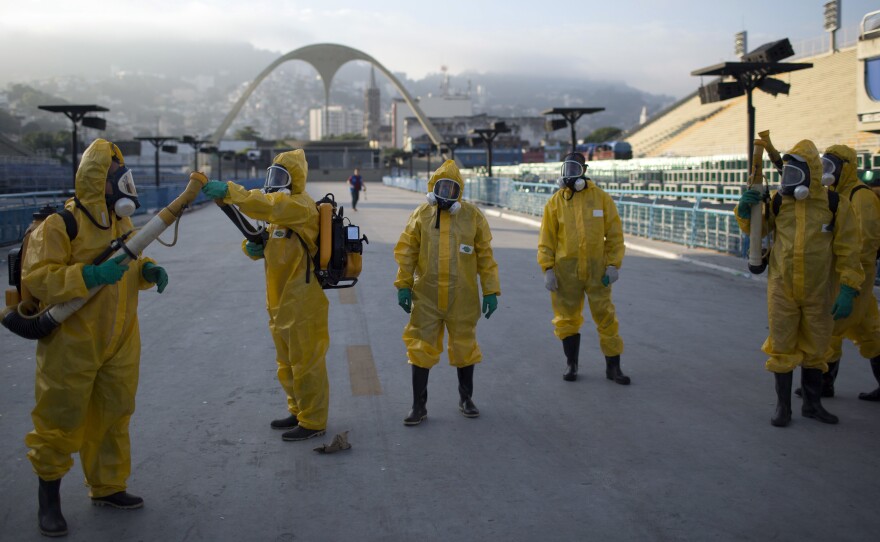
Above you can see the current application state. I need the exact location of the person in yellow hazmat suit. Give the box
[22,139,168,537]
[736,139,863,428]
[201,149,329,442]
[394,160,500,425]
[537,152,630,385]
[791,144,880,400]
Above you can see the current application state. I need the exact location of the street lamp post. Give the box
[180,135,209,172]
[542,107,604,153]
[38,104,109,188]
[135,136,177,187]
[469,122,511,177]
[692,38,811,167]
[442,135,467,162]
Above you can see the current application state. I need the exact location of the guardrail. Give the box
[0,178,262,246]
[384,175,744,255]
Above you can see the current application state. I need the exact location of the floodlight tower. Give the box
[180,135,210,172]
[135,136,177,187]
[469,122,511,177]
[542,107,605,152]
[38,104,109,187]
[692,38,812,166]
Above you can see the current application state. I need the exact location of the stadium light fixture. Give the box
[469,122,512,177]
[38,104,109,188]
[692,38,811,166]
[136,135,177,187]
[541,107,605,152]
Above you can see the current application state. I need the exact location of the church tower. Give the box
[364,66,381,140]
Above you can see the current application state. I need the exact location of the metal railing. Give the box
[384,175,743,254]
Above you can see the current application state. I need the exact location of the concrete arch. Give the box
[210,43,444,151]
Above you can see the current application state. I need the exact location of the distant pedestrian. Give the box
[348,168,365,211]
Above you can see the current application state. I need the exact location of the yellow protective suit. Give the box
[537,179,625,355]
[23,139,157,497]
[734,140,863,373]
[825,144,880,362]
[394,160,500,369]
[219,150,329,430]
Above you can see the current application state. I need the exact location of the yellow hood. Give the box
[76,138,124,205]
[785,139,825,199]
[824,144,859,195]
[428,160,464,201]
[272,149,308,194]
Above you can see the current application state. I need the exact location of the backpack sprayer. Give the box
[214,193,367,289]
[2,172,209,340]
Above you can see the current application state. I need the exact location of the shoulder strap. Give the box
[58,209,78,241]
[772,192,781,216]
[827,190,839,230]
[849,184,870,201]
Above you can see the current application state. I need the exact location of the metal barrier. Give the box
[385,175,744,253]
[0,178,262,246]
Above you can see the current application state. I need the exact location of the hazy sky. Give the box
[2,0,877,97]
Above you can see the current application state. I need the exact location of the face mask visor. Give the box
[264,165,291,193]
[114,167,137,197]
[432,178,461,207]
[780,154,809,195]
[821,154,844,186]
[560,160,586,180]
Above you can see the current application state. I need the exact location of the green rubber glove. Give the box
[398,288,412,314]
[482,293,498,319]
[245,241,265,258]
[831,284,858,320]
[736,189,762,219]
[142,262,169,293]
[82,255,129,289]
[202,180,229,199]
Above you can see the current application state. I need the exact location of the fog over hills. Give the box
[1,38,675,141]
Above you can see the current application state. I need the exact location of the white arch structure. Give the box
[210,43,444,151]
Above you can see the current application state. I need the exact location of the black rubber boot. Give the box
[605,355,631,385]
[404,365,430,425]
[38,478,67,537]
[91,491,144,509]
[796,360,840,398]
[858,356,880,401]
[457,365,480,418]
[562,334,580,382]
[801,367,839,424]
[281,426,326,441]
[770,371,793,427]
[269,414,298,430]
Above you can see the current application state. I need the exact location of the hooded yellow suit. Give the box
[218,150,329,430]
[735,140,863,373]
[537,179,625,355]
[825,144,880,362]
[394,160,500,368]
[23,139,157,497]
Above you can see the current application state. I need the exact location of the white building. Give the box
[309,106,365,140]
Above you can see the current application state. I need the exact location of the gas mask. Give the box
[426,178,462,215]
[263,165,291,195]
[780,154,811,200]
[556,154,588,192]
[821,154,844,187]
[106,166,140,217]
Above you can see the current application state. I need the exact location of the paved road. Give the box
[1,182,878,541]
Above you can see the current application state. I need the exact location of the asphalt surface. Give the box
[1,182,879,541]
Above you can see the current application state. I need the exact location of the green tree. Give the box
[584,126,623,143]
[322,132,365,141]
[22,131,71,162]
[235,126,262,141]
